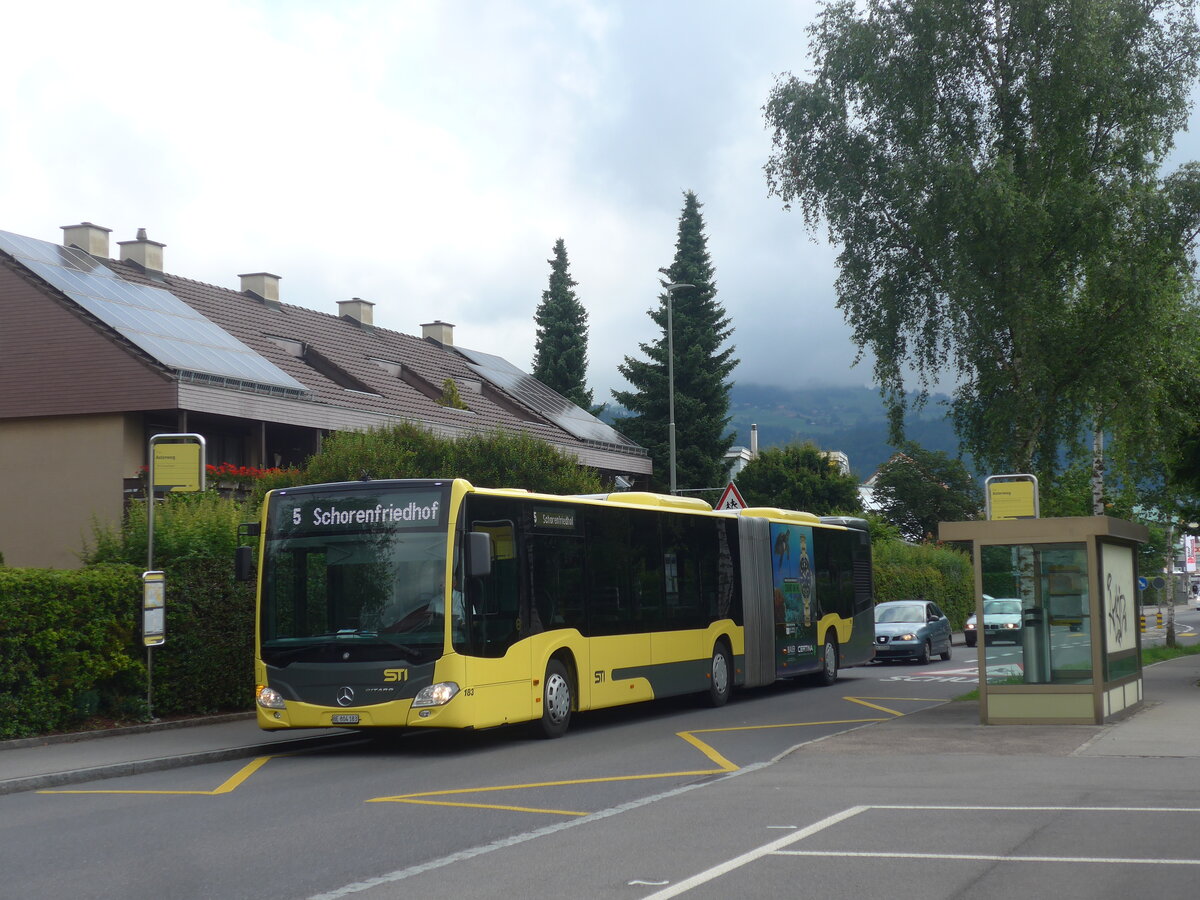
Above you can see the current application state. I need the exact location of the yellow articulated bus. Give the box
[238,478,875,738]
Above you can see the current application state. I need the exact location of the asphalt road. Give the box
[2,614,1197,900]
[0,656,974,900]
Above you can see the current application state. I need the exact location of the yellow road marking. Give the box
[39,756,273,796]
[38,695,947,804]
[395,798,590,816]
[368,695,941,815]
[841,697,910,717]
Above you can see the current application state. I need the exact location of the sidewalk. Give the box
[3,655,1198,796]
[0,713,359,796]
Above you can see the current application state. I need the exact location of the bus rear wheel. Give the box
[707,642,732,707]
[815,635,839,686]
[539,659,573,739]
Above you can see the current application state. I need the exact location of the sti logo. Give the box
[383,668,409,682]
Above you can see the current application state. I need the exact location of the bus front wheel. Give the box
[707,642,732,707]
[539,659,573,739]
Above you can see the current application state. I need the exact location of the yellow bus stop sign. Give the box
[152,437,204,492]
[986,474,1039,520]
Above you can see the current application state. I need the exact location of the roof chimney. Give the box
[239,272,281,308]
[338,297,375,326]
[117,228,165,272]
[750,423,758,457]
[421,320,455,346]
[61,222,112,257]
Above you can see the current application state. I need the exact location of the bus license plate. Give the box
[331,714,360,725]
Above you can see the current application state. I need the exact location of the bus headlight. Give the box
[412,682,459,708]
[257,686,286,710]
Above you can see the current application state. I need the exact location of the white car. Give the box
[964,597,1023,648]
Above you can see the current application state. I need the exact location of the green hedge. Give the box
[0,565,144,739]
[0,559,255,738]
[143,558,256,716]
[872,540,975,629]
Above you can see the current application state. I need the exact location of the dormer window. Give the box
[268,337,378,395]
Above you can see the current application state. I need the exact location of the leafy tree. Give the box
[871,443,982,542]
[735,442,862,514]
[764,0,1200,479]
[302,423,604,495]
[532,238,594,410]
[614,191,738,492]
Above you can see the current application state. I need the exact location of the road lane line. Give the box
[638,806,870,899]
[776,850,1200,865]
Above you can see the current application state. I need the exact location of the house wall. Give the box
[0,262,177,418]
[0,414,131,568]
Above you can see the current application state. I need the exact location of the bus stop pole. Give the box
[147,450,156,720]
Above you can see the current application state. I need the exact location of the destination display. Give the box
[532,506,577,531]
[270,488,447,535]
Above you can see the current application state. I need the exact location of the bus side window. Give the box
[528,534,585,632]
[629,509,664,628]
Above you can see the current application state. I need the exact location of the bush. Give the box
[303,423,605,494]
[84,491,257,567]
[873,540,974,629]
[0,565,144,738]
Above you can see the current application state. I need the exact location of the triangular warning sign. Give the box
[715,482,746,510]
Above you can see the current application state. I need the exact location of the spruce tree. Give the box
[531,238,594,410]
[613,191,738,492]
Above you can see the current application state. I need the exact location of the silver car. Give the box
[964,597,1023,647]
[873,600,953,664]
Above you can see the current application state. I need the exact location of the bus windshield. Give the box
[259,484,450,667]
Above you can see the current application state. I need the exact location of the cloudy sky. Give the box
[4,1,1199,403]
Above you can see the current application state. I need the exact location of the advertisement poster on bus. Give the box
[770,522,817,673]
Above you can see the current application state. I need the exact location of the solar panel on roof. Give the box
[0,229,307,394]
[455,345,643,451]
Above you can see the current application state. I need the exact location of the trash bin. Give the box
[1022,606,1050,683]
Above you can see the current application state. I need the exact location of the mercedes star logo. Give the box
[336,686,355,707]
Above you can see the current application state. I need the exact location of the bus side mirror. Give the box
[467,531,493,579]
[235,545,256,582]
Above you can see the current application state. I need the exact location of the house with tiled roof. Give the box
[0,222,649,568]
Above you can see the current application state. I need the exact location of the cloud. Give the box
[7,0,1193,408]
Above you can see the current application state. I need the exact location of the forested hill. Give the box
[727,383,962,480]
[601,382,963,482]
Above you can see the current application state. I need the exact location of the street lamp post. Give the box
[658,271,693,495]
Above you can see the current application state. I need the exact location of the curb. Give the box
[0,731,363,797]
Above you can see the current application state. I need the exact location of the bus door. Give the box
[462,517,532,728]
[584,506,652,707]
[771,522,818,676]
[652,514,711,684]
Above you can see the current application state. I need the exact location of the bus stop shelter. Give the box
[939,516,1149,725]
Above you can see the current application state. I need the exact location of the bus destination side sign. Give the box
[532,506,576,531]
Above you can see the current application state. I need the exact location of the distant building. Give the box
[725,446,754,480]
[859,469,884,513]
[821,450,850,475]
[0,222,649,568]
[724,424,759,481]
